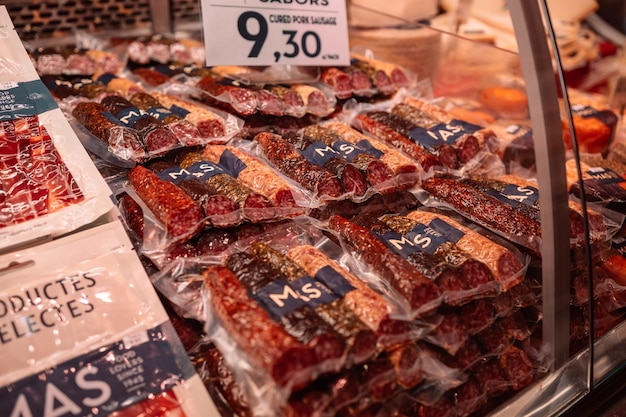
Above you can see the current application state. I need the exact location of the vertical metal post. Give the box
[507,0,571,370]
[150,0,173,34]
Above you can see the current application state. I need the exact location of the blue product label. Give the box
[143,106,174,121]
[483,188,521,208]
[253,276,338,319]
[101,110,125,127]
[587,167,625,185]
[501,183,540,206]
[314,266,355,297]
[355,139,384,159]
[252,279,307,318]
[156,165,195,184]
[169,104,191,120]
[331,140,370,162]
[96,73,117,85]
[505,124,533,141]
[218,149,247,178]
[0,80,58,120]
[300,141,339,166]
[186,160,226,182]
[0,323,189,417]
[376,230,422,258]
[428,218,465,244]
[407,120,481,149]
[405,223,449,255]
[116,106,147,126]
[289,275,337,308]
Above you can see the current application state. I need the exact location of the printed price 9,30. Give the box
[237,11,321,63]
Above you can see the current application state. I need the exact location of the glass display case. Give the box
[3,0,626,415]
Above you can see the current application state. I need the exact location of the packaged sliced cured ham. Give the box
[0,7,113,252]
[0,220,219,417]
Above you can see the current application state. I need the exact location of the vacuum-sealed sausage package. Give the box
[0,220,219,417]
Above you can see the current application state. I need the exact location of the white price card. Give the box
[201,0,350,67]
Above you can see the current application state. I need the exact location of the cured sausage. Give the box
[177,151,276,223]
[251,242,378,365]
[196,75,258,116]
[128,91,204,146]
[150,91,227,138]
[281,130,369,198]
[71,101,146,161]
[287,244,414,349]
[100,94,178,156]
[379,213,499,304]
[202,264,315,387]
[320,67,353,99]
[226,251,346,372]
[404,209,524,290]
[355,112,441,171]
[202,144,303,213]
[365,110,459,169]
[299,124,395,192]
[391,103,480,164]
[127,165,204,240]
[324,122,420,190]
[148,159,242,228]
[327,214,442,316]
[253,132,344,200]
[420,176,541,254]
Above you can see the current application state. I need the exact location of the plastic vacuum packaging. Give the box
[417,172,619,258]
[0,6,113,252]
[151,226,465,417]
[51,72,243,165]
[0,220,219,417]
[345,94,505,179]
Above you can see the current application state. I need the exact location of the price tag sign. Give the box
[201,0,351,67]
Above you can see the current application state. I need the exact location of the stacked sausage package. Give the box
[0,6,114,252]
[0,220,219,416]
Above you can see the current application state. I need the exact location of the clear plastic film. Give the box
[0,220,218,417]
[150,220,467,417]
[0,8,114,252]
